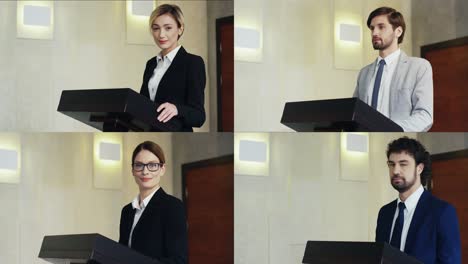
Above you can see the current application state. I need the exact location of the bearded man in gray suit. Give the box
[353,7,433,132]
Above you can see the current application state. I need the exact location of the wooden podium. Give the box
[281,98,403,132]
[302,241,422,264]
[57,88,183,132]
[38,233,159,264]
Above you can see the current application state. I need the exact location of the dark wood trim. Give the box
[421,36,468,58]
[216,16,234,132]
[431,148,468,161]
[181,154,234,205]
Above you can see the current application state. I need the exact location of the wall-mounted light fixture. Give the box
[235,133,269,176]
[339,23,361,43]
[93,134,123,190]
[126,0,155,45]
[235,27,261,49]
[17,1,54,40]
[0,134,21,184]
[340,133,369,181]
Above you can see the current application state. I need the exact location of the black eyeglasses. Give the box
[132,163,164,172]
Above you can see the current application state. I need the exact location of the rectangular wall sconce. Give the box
[93,134,123,190]
[235,27,261,49]
[126,0,155,45]
[0,149,18,171]
[340,133,369,181]
[17,1,54,40]
[0,134,21,184]
[239,140,267,162]
[99,142,121,161]
[235,133,269,176]
[333,0,363,70]
[346,133,368,153]
[339,23,361,43]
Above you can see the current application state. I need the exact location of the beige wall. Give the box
[0,132,172,264]
[234,0,413,131]
[0,0,211,132]
[234,132,413,263]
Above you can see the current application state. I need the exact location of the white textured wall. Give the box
[0,0,210,132]
[234,132,413,264]
[0,132,173,264]
[234,0,411,132]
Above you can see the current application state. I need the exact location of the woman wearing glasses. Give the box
[119,141,187,264]
[141,4,206,131]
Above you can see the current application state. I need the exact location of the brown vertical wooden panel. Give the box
[422,37,468,131]
[182,156,234,264]
[431,150,468,261]
[216,16,234,132]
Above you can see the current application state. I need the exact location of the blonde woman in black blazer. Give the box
[119,141,187,264]
[141,4,206,132]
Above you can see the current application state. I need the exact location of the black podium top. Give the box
[39,233,158,264]
[57,88,182,132]
[281,98,403,132]
[302,241,422,264]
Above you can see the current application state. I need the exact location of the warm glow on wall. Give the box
[235,133,269,176]
[126,0,156,45]
[17,1,54,40]
[0,134,21,184]
[340,133,369,181]
[93,133,123,190]
[234,6,263,63]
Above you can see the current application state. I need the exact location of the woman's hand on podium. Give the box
[157,102,178,123]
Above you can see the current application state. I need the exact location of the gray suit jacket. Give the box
[353,51,433,132]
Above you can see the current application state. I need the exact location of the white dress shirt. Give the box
[366,49,401,118]
[147,45,182,101]
[128,186,160,247]
[389,185,424,251]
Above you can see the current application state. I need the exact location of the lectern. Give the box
[38,233,158,264]
[281,98,403,132]
[302,241,422,264]
[57,88,182,132]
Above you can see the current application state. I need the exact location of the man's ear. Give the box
[416,163,424,175]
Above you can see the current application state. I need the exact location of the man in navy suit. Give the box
[376,137,461,263]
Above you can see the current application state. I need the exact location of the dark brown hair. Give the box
[367,7,406,44]
[132,141,165,165]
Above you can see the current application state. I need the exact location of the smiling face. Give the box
[369,14,401,51]
[387,151,423,194]
[151,14,183,55]
[132,149,165,193]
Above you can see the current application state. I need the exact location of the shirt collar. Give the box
[156,45,182,63]
[397,184,424,212]
[131,186,160,210]
[377,48,401,67]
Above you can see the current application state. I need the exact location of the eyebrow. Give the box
[387,159,410,163]
[152,23,174,27]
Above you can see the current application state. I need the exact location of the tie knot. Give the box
[379,59,386,66]
[398,202,406,210]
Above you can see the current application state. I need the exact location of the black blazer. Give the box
[119,188,188,264]
[140,46,206,132]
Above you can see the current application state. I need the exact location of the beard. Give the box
[372,32,396,50]
[391,170,417,193]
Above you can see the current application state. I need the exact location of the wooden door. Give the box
[216,16,234,132]
[182,155,234,264]
[431,150,468,260]
[422,36,468,131]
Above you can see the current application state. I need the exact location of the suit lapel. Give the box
[404,190,430,252]
[363,60,377,102]
[142,58,158,97]
[131,188,165,236]
[383,200,398,242]
[389,51,409,116]
[155,47,187,100]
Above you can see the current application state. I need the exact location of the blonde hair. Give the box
[149,4,184,39]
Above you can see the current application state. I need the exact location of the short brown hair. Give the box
[149,4,184,39]
[132,141,165,165]
[367,7,406,44]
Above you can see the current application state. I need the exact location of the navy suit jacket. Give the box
[140,46,206,132]
[376,190,461,264]
[119,188,188,264]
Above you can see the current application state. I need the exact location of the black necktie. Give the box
[371,59,386,109]
[390,202,406,250]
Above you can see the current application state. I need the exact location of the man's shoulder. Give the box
[401,52,432,69]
